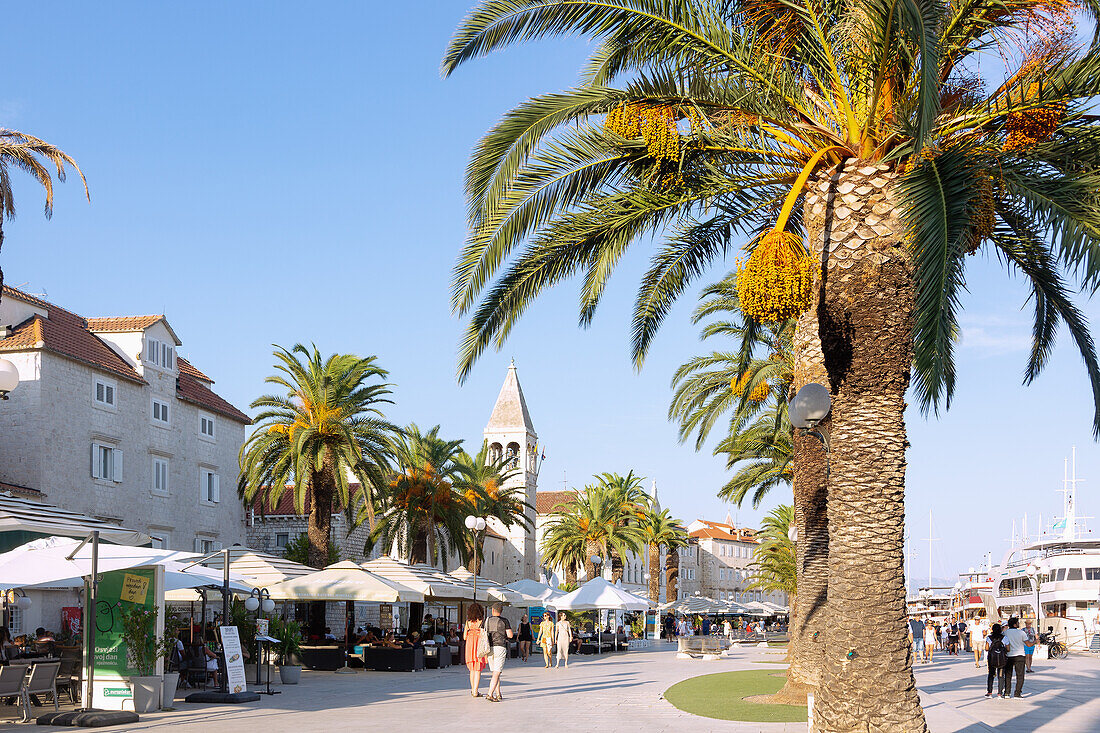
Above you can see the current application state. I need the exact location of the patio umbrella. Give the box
[449,568,541,605]
[265,561,424,603]
[0,493,149,546]
[199,547,315,588]
[505,578,565,602]
[361,557,474,601]
[162,561,256,598]
[547,577,648,655]
[0,536,185,589]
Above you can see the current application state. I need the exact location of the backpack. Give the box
[988,637,1008,668]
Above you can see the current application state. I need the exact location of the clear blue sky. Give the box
[1,2,1096,583]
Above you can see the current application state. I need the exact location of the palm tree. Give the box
[638,508,689,606]
[443,3,1100,727]
[747,505,796,599]
[594,471,648,582]
[0,129,87,304]
[541,482,645,581]
[367,424,471,567]
[239,344,397,568]
[453,441,535,569]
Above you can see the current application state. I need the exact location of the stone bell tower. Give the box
[483,360,538,582]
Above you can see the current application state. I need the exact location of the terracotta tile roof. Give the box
[177,356,213,383]
[0,482,44,498]
[177,368,250,424]
[0,289,146,384]
[86,315,164,332]
[251,486,356,516]
[689,519,759,543]
[535,490,576,514]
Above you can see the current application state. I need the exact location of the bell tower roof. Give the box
[485,360,536,437]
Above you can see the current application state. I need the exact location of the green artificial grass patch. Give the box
[767,640,789,647]
[664,670,808,723]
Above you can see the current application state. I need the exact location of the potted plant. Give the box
[271,617,303,684]
[118,604,163,713]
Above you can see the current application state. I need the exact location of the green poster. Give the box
[92,567,157,680]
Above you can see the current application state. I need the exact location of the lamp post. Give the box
[244,587,275,686]
[1027,562,1043,627]
[0,359,19,400]
[465,516,487,603]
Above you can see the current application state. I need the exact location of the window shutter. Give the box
[199,469,205,501]
[193,537,202,553]
[212,474,220,503]
[113,449,123,482]
[91,443,101,478]
[212,540,222,551]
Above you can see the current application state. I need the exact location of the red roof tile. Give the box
[86,315,164,332]
[0,481,44,498]
[177,357,213,383]
[535,490,576,514]
[177,369,250,424]
[0,289,146,384]
[251,486,356,516]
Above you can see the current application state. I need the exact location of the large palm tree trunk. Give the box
[774,215,832,704]
[810,162,925,732]
[610,549,624,584]
[307,470,335,570]
[564,563,577,585]
[585,542,601,580]
[648,544,660,605]
[664,546,679,603]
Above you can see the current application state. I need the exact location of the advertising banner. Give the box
[89,566,160,710]
[256,618,269,638]
[219,626,248,694]
[528,605,546,622]
[61,607,82,638]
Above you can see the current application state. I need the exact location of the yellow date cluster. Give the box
[737,231,814,323]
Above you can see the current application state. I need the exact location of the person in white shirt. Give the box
[968,618,986,667]
[1000,617,1029,697]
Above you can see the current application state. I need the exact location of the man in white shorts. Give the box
[484,603,513,702]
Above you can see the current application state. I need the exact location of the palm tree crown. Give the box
[239,344,397,567]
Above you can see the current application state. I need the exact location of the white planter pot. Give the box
[161,672,179,709]
[278,665,301,685]
[246,663,279,685]
[129,676,162,713]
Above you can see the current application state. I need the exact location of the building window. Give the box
[194,537,220,554]
[275,533,289,549]
[150,536,167,549]
[151,399,170,425]
[199,469,220,503]
[152,457,169,495]
[94,378,116,408]
[1086,567,1100,581]
[146,338,175,370]
[91,443,122,482]
[199,415,216,439]
[1067,568,1083,581]
[8,607,22,635]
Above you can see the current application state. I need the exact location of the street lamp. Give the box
[0,359,19,400]
[789,383,832,475]
[1027,562,1043,626]
[465,515,487,602]
[244,587,275,686]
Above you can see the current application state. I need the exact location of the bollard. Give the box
[807,692,814,732]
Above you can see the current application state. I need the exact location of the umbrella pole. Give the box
[83,530,100,709]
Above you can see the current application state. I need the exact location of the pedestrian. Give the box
[940,622,949,651]
[722,618,733,641]
[908,616,925,663]
[517,615,533,662]
[483,603,513,702]
[1023,619,1038,673]
[464,602,488,697]
[959,618,971,653]
[947,621,959,655]
[536,612,554,668]
[555,611,573,668]
[985,622,1007,698]
[923,619,937,663]
[969,616,986,667]
[1001,616,1028,698]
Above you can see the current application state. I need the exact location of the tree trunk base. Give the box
[760,680,815,706]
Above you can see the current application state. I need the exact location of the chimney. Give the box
[0,325,11,339]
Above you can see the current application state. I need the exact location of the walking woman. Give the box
[985,623,1007,698]
[517,615,533,662]
[555,612,573,668]
[923,620,937,663]
[536,612,554,668]
[464,602,487,697]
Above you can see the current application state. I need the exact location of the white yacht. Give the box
[984,450,1100,651]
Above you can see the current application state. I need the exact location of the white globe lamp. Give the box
[0,359,18,399]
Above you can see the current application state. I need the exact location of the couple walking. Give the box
[535,611,573,668]
[463,602,512,702]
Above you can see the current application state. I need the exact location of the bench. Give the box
[363,647,425,672]
[677,637,730,658]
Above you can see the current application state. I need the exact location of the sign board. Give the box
[379,603,393,631]
[88,565,161,710]
[645,610,659,640]
[61,607,81,638]
[256,618,270,638]
[219,626,248,694]
[528,606,546,622]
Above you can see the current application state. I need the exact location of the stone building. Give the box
[688,517,788,606]
[0,285,250,553]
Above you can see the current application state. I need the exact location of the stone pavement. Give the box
[1,643,1096,732]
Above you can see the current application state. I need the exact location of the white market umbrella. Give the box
[0,536,185,590]
[742,601,773,615]
[506,578,565,603]
[449,568,540,605]
[265,561,424,603]
[0,493,149,547]
[362,557,473,601]
[547,577,648,655]
[199,547,315,588]
[163,561,256,600]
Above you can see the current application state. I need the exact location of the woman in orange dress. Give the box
[464,602,486,697]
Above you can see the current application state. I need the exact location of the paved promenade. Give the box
[3,643,1098,732]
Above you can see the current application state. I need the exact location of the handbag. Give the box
[476,628,490,659]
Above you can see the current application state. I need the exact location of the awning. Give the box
[548,577,649,612]
[265,561,424,603]
[505,578,565,602]
[1,536,185,590]
[361,557,473,601]
[449,568,541,605]
[0,492,149,546]
[198,546,315,588]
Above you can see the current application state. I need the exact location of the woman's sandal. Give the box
[472,692,482,697]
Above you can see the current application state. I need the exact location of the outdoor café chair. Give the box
[0,665,26,715]
[55,657,80,704]
[21,661,60,721]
